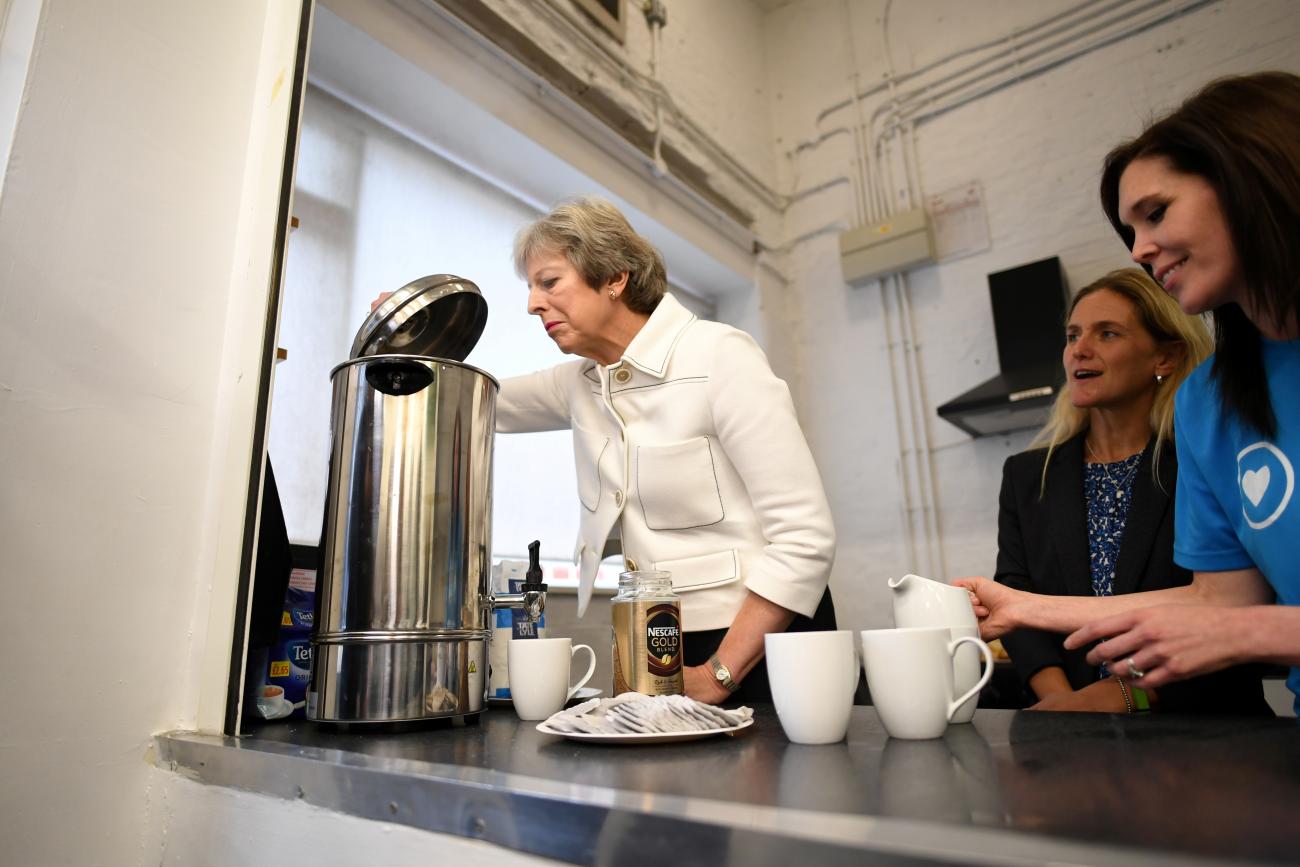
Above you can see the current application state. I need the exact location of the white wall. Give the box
[0,1,302,864]
[762,0,1300,629]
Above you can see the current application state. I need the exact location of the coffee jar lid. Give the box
[350,274,488,361]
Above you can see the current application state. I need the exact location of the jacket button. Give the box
[614,490,624,506]
[614,369,631,384]
[626,557,638,571]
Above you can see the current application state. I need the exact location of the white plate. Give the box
[258,697,294,720]
[535,717,753,744]
[488,686,603,708]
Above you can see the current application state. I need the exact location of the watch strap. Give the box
[707,653,740,693]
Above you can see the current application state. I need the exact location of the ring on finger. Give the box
[1126,657,1146,680]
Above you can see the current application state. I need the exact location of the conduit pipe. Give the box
[645,4,668,178]
[870,0,1212,145]
[811,0,1117,132]
[791,0,1205,220]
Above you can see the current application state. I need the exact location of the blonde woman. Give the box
[991,269,1269,713]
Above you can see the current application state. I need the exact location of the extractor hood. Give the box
[937,257,1068,437]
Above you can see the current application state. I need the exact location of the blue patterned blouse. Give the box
[1084,452,1143,598]
[1085,451,1143,680]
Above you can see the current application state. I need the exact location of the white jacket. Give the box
[496,293,836,630]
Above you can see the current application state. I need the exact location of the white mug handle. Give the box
[946,635,993,721]
[567,643,597,701]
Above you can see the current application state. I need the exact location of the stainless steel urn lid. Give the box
[350,274,488,360]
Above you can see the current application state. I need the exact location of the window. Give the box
[566,0,626,42]
[272,86,586,576]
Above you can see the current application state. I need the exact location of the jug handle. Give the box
[365,359,434,396]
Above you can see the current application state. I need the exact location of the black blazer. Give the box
[995,433,1269,714]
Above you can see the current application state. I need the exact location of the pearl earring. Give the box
[1155,374,1166,384]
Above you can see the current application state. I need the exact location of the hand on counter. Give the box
[684,663,733,705]
[1028,676,1130,713]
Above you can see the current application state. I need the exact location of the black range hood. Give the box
[938,257,1068,437]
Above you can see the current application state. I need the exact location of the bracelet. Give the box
[1114,676,1134,714]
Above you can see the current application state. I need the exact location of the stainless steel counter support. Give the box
[155,706,1300,866]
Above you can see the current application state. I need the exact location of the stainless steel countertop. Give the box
[155,706,1299,866]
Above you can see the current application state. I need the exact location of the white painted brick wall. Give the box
[762,0,1300,629]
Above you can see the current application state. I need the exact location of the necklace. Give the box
[1085,440,1141,498]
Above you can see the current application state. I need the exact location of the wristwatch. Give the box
[707,654,740,694]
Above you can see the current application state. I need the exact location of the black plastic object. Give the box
[936,256,1068,437]
[351,274,488,361]
[365,358,435,396]
[989,257,1068,372]
[522,540,548,594]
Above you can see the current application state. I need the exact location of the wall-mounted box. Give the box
[838,207,936,286]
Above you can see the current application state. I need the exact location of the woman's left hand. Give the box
[683,663,733,704]
[1063,604,1248,689]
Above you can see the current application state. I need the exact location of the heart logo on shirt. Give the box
[1241,467,1271,507]
[1236,442,1294,530]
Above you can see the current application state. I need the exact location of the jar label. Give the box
[612,598,684,696]
[645,604,681,675]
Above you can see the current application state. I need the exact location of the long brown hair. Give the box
[1100,72,1300,438]
[1031,269,1212,495]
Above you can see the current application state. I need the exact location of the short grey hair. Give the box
[513,197,666,314]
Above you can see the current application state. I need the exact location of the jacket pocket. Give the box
[655,549,740,592]
[636,436,725,530]
[573,422,608,512]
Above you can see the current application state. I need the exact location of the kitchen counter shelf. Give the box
[155,706,1299,866]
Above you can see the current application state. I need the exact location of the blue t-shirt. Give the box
[1174,338,1300,714]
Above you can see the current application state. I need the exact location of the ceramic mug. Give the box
[949,625,984,724]
[765,630,858,744]
[507,637,597,721]
[860,626,993,740]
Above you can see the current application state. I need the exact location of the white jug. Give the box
[887,574,983,725]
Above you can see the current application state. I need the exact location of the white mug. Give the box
[860,626,993,740]
[765,630,858,744]
[949,625,984,724]
[507,637,596,721]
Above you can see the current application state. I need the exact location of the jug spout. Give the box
[887,574,914,592]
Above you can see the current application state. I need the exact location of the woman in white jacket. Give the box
[499,197,837,703]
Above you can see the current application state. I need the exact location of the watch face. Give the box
[715,669,727,681]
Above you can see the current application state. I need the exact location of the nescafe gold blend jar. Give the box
[611,570,683,696]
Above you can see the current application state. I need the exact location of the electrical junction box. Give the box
[838,207,936,286]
